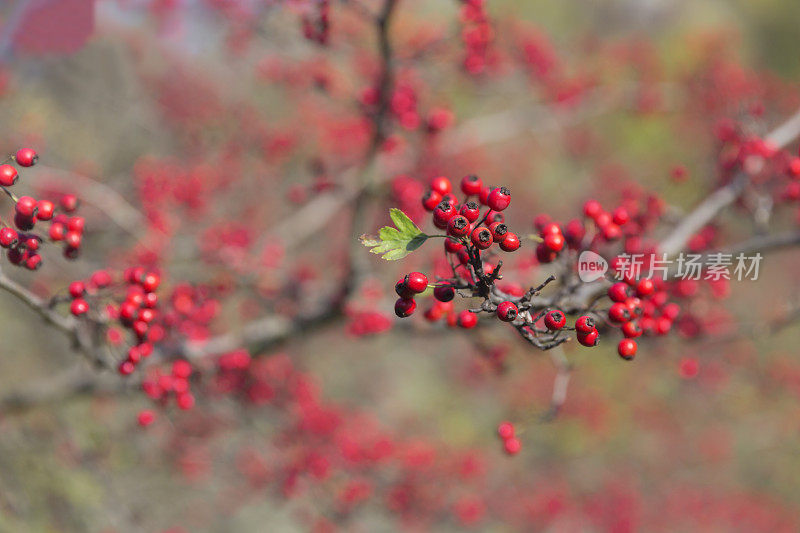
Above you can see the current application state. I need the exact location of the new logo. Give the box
[578,251,608,283]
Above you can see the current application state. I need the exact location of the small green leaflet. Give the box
[360,208,428,260]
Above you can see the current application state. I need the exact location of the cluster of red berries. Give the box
[496,421,520,455]
[394,271,428,318]
[301,0,330,45]
[459,0,492,74]
[140,358,196,424]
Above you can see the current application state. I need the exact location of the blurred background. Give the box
[0,0,800,531]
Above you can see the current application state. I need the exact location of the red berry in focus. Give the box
[488,221,508,242]
[575,315,596,334]
[577,329,599,346]
[0,164,18,186]
[404,272,428,293]
[395,297,416,318]
[447,215,470,237]
[15,196,37,218]
[36,200,55,221]
[15,148,38,167]
[607,282,630,303]
[421,190,442,211]
[460,174,483,196]
[496,301,518,322]
[544,310,566,330]
[487,186,511,211]
[618,339,637,360]
[0,227,18,248]
[459,201,480,222]
[608,302,632,324]
[471,227,493,249]
[500,232,520,252]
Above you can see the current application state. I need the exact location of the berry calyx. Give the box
[447,215,470,237]
[470,227,493,249]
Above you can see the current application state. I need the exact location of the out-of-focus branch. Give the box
[658,108,800,256]
[540,347,571,422]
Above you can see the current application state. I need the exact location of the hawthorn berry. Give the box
[470,227,493,249]
[14,148,38,167]
[69,281,86,298]
[618,339,637,360]
[142,272,160,292]
[36,200,55,221]
[433,283,455,302]
[0,227,18,248]
[535,243,556,263]
[478,186,492,205]
[118,360,135,376]
[457,310,478,329]
[67,217,85,232]
[433,201,457,228]
[14,213,34,231]
[25,254,41,270]
[0,165,18,186]
[608,302,631,324]
[444,237,464,253]
[636,278,655,297]
[607,282,630,303]
[430,176,452,196]
[543,232,564,253]
[577,329,599,346]
[459,201,480,222]
[65,231,82,249]
[487,187,511,211]
[612,207,630,226]
[447,215,470,237]
[404,272,428,293]
[500,232,520,252]
[49,223,65,241]
[583,199,602,218]
[59,194,79,212]
[575,316,596,334]
[625,297,643,319]
[540,222,561,236]
[486,211,505,224]
[15,196,37,218]
[460,174,483,196]
[503,437,521,455]
[395,297,416,318]
[422,190,442,211]
[70,298,89,316]
[395,278,413,298]
[621,320,643,338]
[544,310,566,330]
[488,221,508,242]
[496,301,518,322]
[137,410,155,427]
[497,421,515,439]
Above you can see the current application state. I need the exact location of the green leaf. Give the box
[360,208,428,260]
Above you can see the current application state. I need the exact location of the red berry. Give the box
[0,164,18,186]
[430,176,452,196]
[457,310,478,329]
[447,215,470,237]
[60,194,79,212]
[69,281,86,298]
[503,437,521,455]
[137,410,155,427]
[71,298,89,316]
[486,210,505,224]
[478,186,492,205]
[15,196,37,218]
[433,283,455,302]
[444,237,464,253]
[176,392,195,410]
[602,223,622,241]
[433,201,457,228]
[470,227,493,249]
[543,232,564,253]
[405,272,428,293]
[540,222,561,236]
[608,302,631,324]
[636,278,655,297]
[0,227,18,248]
[36,200,55,221]
[67,217,85,232]
[612,207,630,226]
[459,201,480,222]
[49,223,65,241]
[487,186,511,211]
[625,297,643,319]
[395,278,413,298]
[607,282,630,303]
[421,190,442,211]
[395,297,416,318]
[65,231,82,249]
[577,329,599,346]
[118,360,135,376]
[583,199,602,218]
[544,310,566,330]
[575,315,596,334]
[15,148,38,167]
[142,272,160,292]
[535,243,556,263]
[497,421,515,439]
[621,320,643,338]
[460,174,483,196]
[25,254,41,270]
[500,232,520,252]
[13,213,34,231]
[496,301,518,322]
[618,339,637,360]
[488,221,508,242]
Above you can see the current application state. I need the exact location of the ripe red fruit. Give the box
[535,243,556,262]
[0,227,18,248]
[395,278,413,298]
[460,174,483,196]
[60,194,79,212]
[488,221,508,242]
[433,201,457,228]
[137,410,155,427]
[486,210,505,224]
[444,238,464,253]
[500,232,520,252]
[49,223,65,241]
[15,148,38,167]
[459,201,480,222]
[395,298,416,317]
[497,421,515,439]
[496,301,518,322]
[621,320,643,338]
[540,222,561,236]
[118,360,135,376]
[67,217,85,232]
[478,186,492,205]
[575,315,596,334]
[471,227,493,249]
[618,339,637,360]
[69,281,86,298]
[636,278,655,297]
[430,176,452,196]
[577,329,599,346]
[612,207,630,226]
[0,164,18,186]
[142,272,160,292]
[543,232,564,252]
[15,196,38,218]
[608,302,631,324]
[447,215,470,237]
[583,199,602,218]
[487,186,511,211]
[25,254,41,270]
[602,223,622,240]
[177,392,195,410]
[433,283,455,302]
[503,437,521,455]
[457,310,478,329]
[421,190,442,211]
[405,272,428,293]
[544,310,566,330]
[33,204,53,224]
[607,282,630,303]
[70,298,89,316]
[65,231,82,249]
[625,297,643,319]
